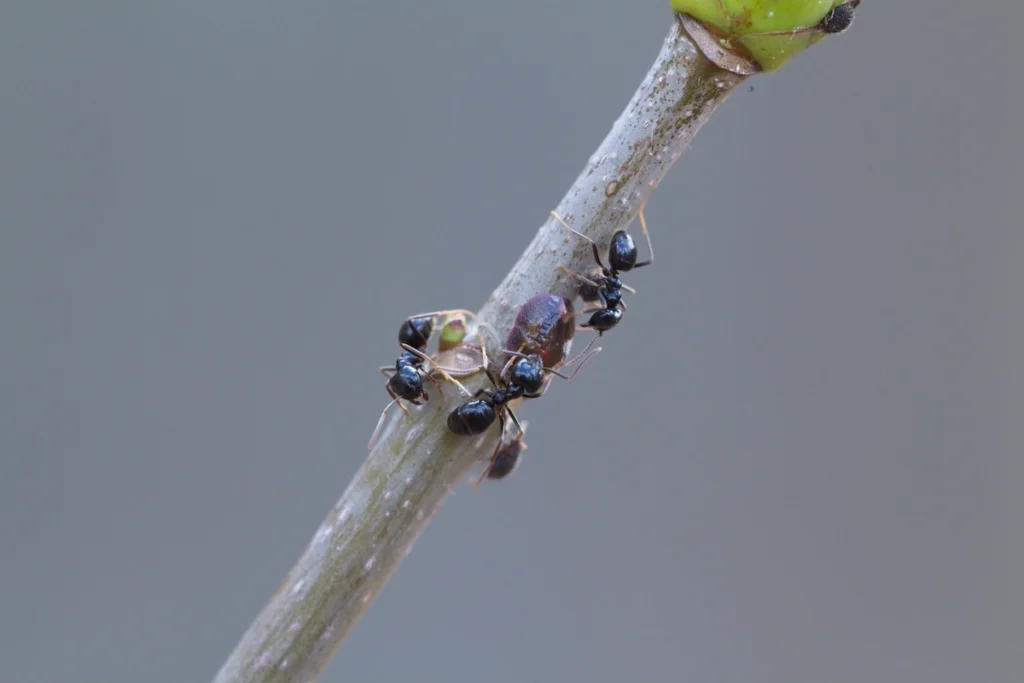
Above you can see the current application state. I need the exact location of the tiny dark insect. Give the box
[819,2,856,35]
[487,425,527,480]
[369,309,478,449]
[552,205,654,337]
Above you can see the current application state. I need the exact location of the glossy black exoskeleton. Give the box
[448,342,599,487]
[446,358,538,436]
[385,317,436,404]
[552,206,654,336]
[369,309,476,449]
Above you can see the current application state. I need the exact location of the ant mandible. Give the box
[551,205,654,335]
[369,309,478,449]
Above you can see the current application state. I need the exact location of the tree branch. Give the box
[214,18,744,683]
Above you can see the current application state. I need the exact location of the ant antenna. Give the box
[472,409,522,491]
[552,206,654,271]
[550,210,595,246]
[551,210,608,272]
[560,336,603,372]
[399,344,473,397]
[368,398,399,450]
[633,205,655,268]
[557,265,635,300]
[556,265,602,290]
[501,346,602,382]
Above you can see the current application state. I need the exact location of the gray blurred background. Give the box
[1,1,1020,681]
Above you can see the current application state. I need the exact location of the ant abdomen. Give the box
[582,308,622,333]
[447,400,496,436]
[609,230,639,272]
[398,317,433,350]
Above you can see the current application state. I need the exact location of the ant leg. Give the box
[405,308,476,322]
[483,365,503,389]
[379,366,396,378]
[546,347,601,381]
[504,404,524,436]
[560,334,601,368]
[386,384,412,417]
[399,344,473,397]
[503,337,602,381]
[421,370,450,405]
[551,211,606,270]
[631,205,654,269]
[473,412,508,491]
[498,343,525,378]
[577,321,605,335]
[474,323,506,376]
[475,328,491,377]
[473,322,501,350]
[557,265,603,292]
[368,397,399,449]
[402,308,477,346]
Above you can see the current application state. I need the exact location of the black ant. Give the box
[448,344,599,488]
[551,206,654,335]
[369,309,478,449]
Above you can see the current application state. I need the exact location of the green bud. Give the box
[670,1,857,72]
[438,316,468,351]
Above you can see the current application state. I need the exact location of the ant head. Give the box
[508,355,546,395]
[608,231,638,273]
[389,363,424,400]
[398,317,434,350]
[819,3,856,34]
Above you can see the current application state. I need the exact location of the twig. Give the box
[214,18,744,683]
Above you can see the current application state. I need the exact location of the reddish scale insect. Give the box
[446,294,602,487]
[504,293,577,369]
